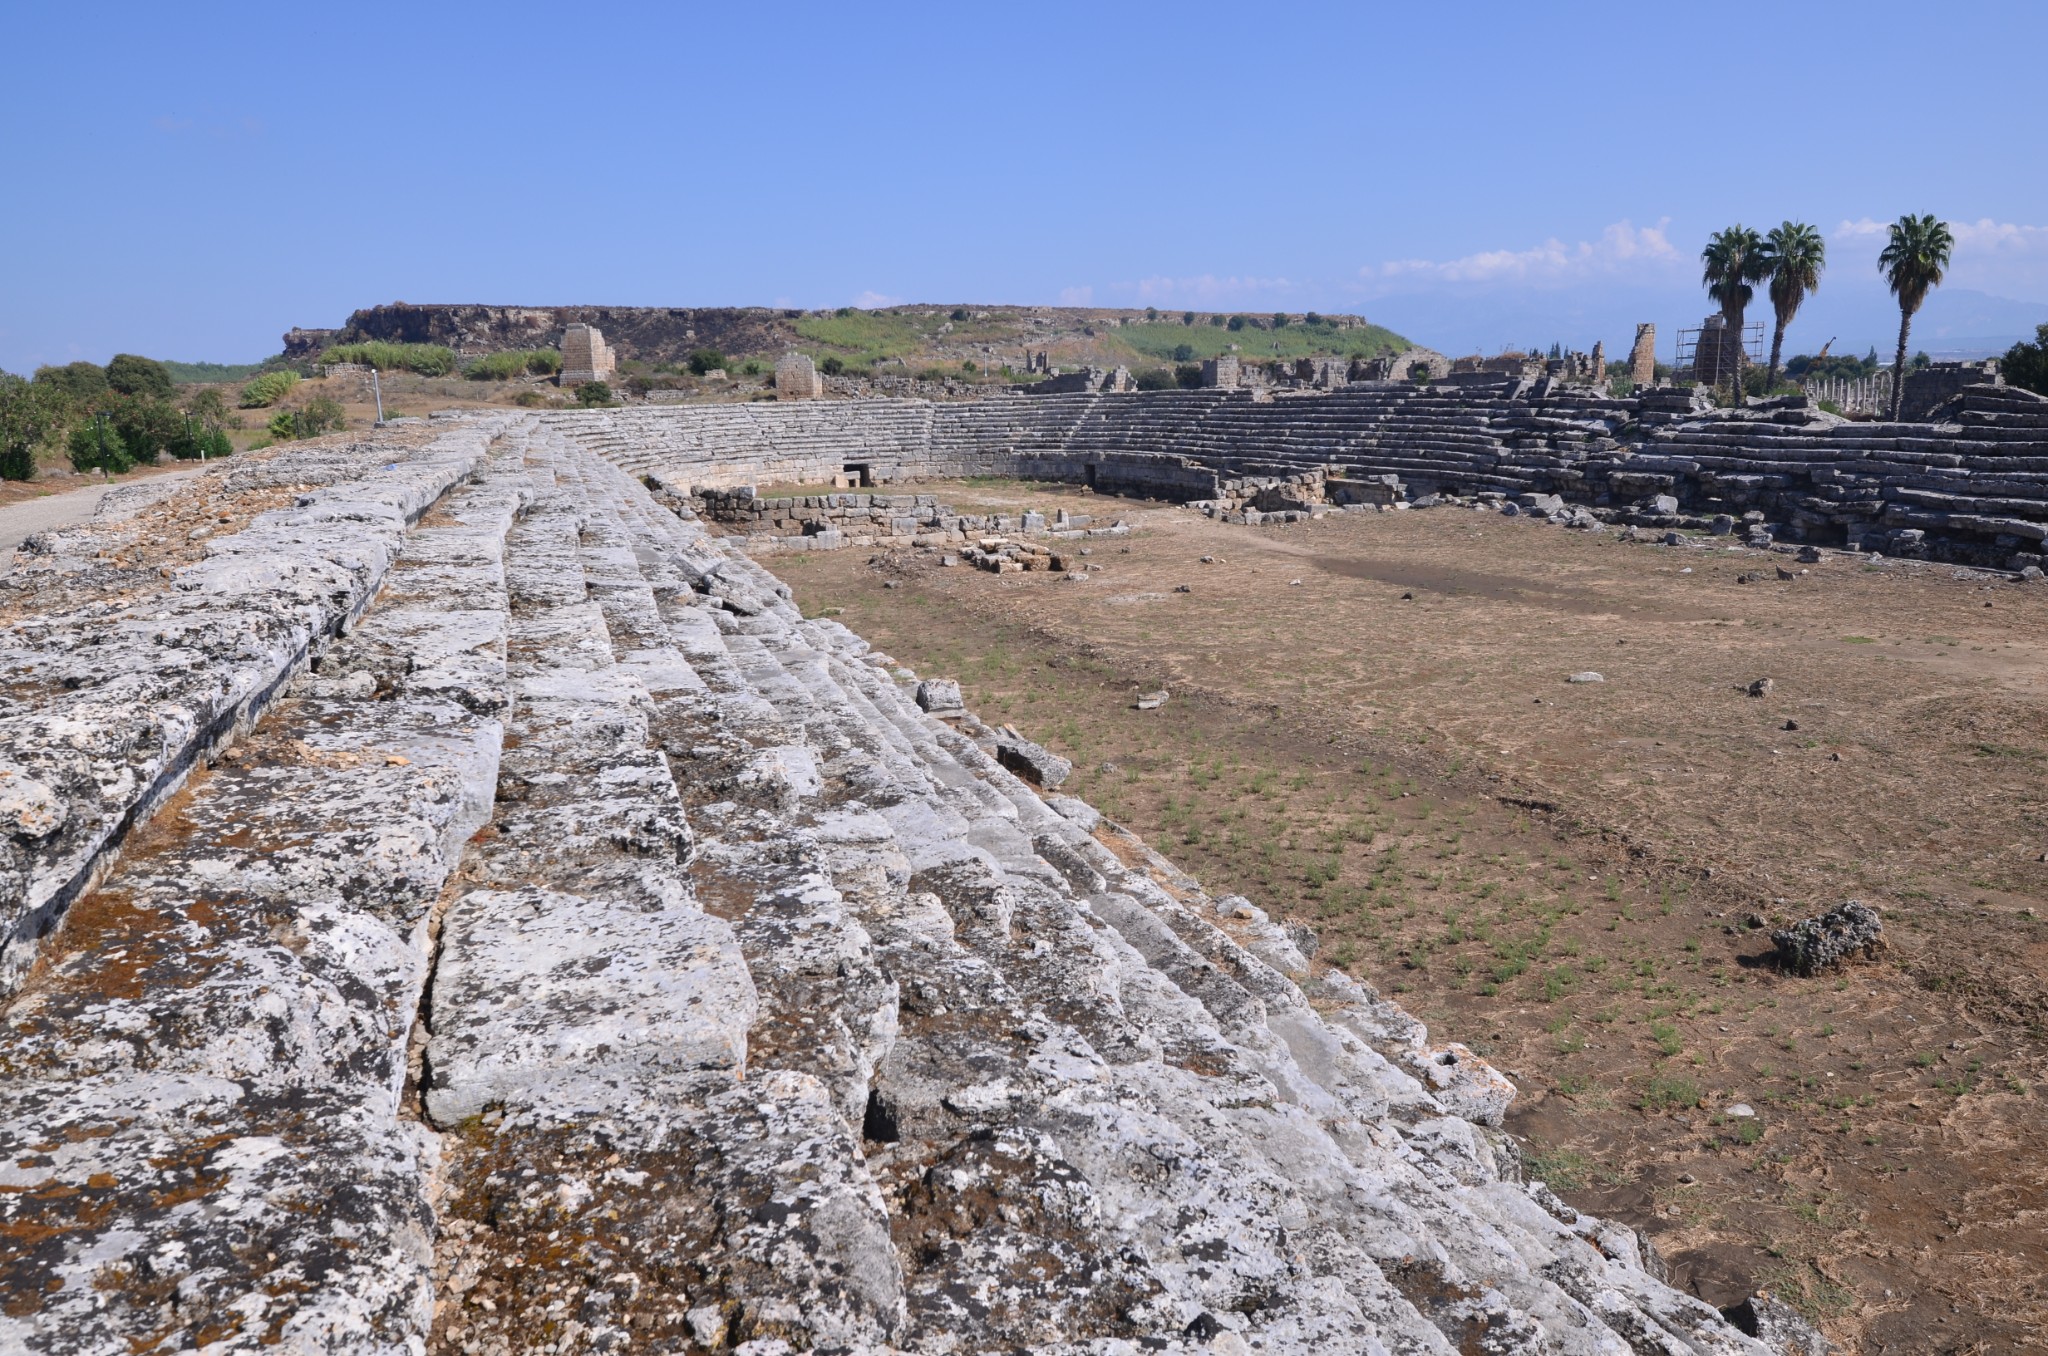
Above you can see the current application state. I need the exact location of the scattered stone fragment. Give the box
[915,678,964,717]
[1567,671,1604,684]
[1134,690,1169,711]
[1771,900,1886,976]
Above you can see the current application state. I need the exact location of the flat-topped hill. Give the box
[285,302,1414,377]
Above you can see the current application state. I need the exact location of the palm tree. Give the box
[1758,221,1826,392]
[1878,214,1954,419]
[1700,225,1767,391]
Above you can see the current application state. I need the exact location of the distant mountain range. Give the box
[1368,285,2048,364]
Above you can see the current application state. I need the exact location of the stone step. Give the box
[0,423,507,997]
[0,434,530,1353]
[420,433,906,1354]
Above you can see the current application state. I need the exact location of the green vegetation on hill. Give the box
[791,310,932,365]
[163,359,275,384]
[320,341,458,376]
[464,349,562,380]
[1113,320,1409,365]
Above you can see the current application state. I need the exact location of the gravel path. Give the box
[0,469,205,566]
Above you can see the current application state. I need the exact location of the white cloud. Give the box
[1833,218,2048,296]
[1363,219,1680,290]
[851,291,902,309]
[1057,285,1094,306]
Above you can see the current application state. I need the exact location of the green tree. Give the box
[1701,225,1768,390]
[1226,315,1246,332]
[108,394,182,463]
[105,353,175,400]
[0,374,71,480]
[1758,221,1827,391]
[820,356,846,376]
[686,349,726,376]
[1878,213,1954,419]
[1271,312,1290,329]
[1182,311,1196,326]
[575,381,614,407]
[68,416,132,475]
[2003,323,2048,397]
[185,386,229,428]
[34,361,107,403]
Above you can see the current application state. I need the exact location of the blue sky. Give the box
[5,1,2044,372]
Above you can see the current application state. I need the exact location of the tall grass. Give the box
[463,349,562,380]
[321,342,458,376]
[239,370,300,408]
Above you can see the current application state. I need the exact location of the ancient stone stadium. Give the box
[9,365,2048,1354]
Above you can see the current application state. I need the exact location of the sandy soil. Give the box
[772,481,2048,1354]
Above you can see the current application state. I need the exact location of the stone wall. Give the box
[667,482,1128,553]
[552,378,2048,570]
[1901,359,2001,421]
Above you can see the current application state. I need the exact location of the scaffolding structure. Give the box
[1673,318,1764,386]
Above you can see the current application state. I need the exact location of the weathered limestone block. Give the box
[424,886,756,1124]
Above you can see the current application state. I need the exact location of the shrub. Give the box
[1133,367,1176,391]
[1171,343,1195,363]
[687,349,726,376]
[164,421,230,460]
[68,419,133,474]
[297,395,345,437]
[740,359,763,376]
[320,341,457,376]
[820,356,846,376]
[33,361,108,402]
[512,389,550,408]
[0,375,70,480]
[960,359,978,375]
[525,348,562,376]
[1271,312,1290,329]
[239,370,300,407]
[266,410,298,442]
[1174,363,1204,389]
[1182,311,1196,326]
[1209,314,1227,327]
[106,354,175,400]
[1304,312,1324,327]
[575,381,614,407]
[1226,315,1246,332]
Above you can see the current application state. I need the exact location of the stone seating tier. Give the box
[0,413,1776,1354]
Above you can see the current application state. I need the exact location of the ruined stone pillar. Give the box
[1629,324,1656,387]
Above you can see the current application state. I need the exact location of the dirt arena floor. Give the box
[771,479,2048,1355]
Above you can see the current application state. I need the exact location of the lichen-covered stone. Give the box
[1771,900,1885,976]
